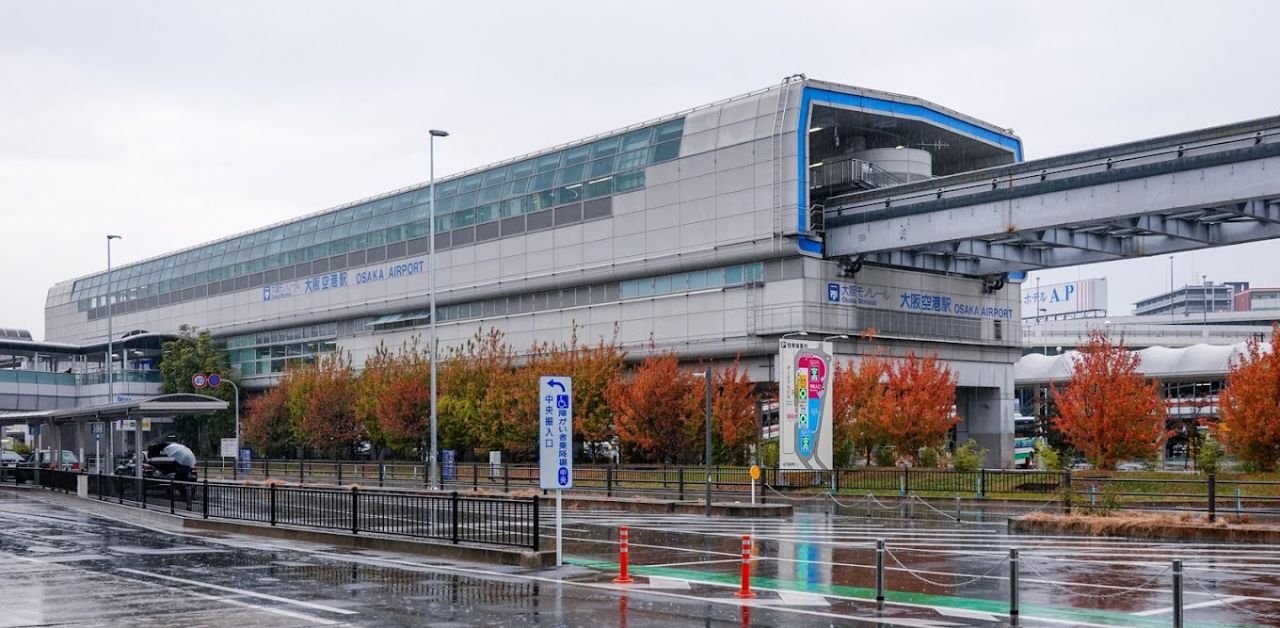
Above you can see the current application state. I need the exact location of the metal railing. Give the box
[6,469,539,550]
[188,459,1280,520]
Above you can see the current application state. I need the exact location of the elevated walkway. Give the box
[823,115,1280,276]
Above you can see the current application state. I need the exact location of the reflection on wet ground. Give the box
[2,490,1280,626]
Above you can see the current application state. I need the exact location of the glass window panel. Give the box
[351,218,370,235]
[653,276,670,294]
[393,193,414,210]
[330,223,349,240]
[688,271,707,290]
[479,185,502,203]
[387,209,408,225]
[651,140,680,163]
[475,204,495,223]
[509,159,534,179]
[370,213,390,230]
[408,221,429,238]
[297,231,316,247]
[481,166,507,187]
[622,128,652,150]
[506,177,530,195]
[266,240,283,255]
[335,208,355,223]
[528,190,554,211]
[615,171,645,192]
[317,213,336,229]
[587,156,614,178]
[284,222,302,238]
[247,258,264,273]
[563,145,590,165]
[636,278,655,298]
[459,174,482,193]
[555,185,583,205]
[369,200,389,216]
[437,179,458,197]
[591,136,620,158]
[236,248,253,263]
[330,238,350,255]
[724,266,743,285]
[670,273,689,291]
[367,229,386,247]
[269,227,286,241]
[456,208,475,227]
[584,177,613,199]
[456,190,477,209]
[435,195,456,213]
[536,153,561,173]
[499,197,524,218]
[384,226,405,243]
[532,170,556,191]
[558,164,585,185]
[617,148,647,170]
[654,118,684,142]
[349,232,368,250]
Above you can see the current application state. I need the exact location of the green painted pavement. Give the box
[565,556,1251,628]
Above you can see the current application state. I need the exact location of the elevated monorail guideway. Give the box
[821,115,1280,278]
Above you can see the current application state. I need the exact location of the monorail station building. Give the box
[34,77,1025,464]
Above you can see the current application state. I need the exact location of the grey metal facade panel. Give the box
[365,246,387,264]
[500,215,525,237]
[406,237,429,256]
[583,197,612,220]
[475,221,500,242]
[452,226,475,246]
[553,204,583,226]
[526,209,553,231]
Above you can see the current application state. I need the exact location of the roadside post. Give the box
[749,465,760,505]
[539,376,573,567]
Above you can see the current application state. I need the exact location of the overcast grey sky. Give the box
[2,1,1278,339]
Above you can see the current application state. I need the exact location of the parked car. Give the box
[0,450,21,469]
[14,449,79,483]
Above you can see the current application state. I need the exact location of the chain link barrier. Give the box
[762,483,830,502]
[1184,569,1280,622]
[882,546,1008,589]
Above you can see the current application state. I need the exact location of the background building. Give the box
[31,78,1026,465]
[1134,281,1248,317]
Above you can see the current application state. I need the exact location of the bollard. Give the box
[613,526,635,584]
[299,460,305,484]
[866,491,872,518]
[1207,474,1216,522]
[1237,487,1242,518]
[734,534,755,598]
[1172,559,1183,628]
[875,539,885,610]
[1009,548,1020,626]
[955,494,961,521]
[1090,484,1097,507]
[908,493,915,519]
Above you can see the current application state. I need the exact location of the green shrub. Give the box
[1197,436,1225,475]
[11,442,32,457]
[1035,440,1063,471]
[760,440,779,468]
[918,447,941,469]
[952,439,987,472]
[873,445,896,467]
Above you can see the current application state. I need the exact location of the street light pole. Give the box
[106,234,121,470]
[704,365,713,517]
[428,129,449,490]
[1202,274,1209,327]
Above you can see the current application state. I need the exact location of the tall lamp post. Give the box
[702,366,713,516]
[105,234,122,472]
[428,129,449,490]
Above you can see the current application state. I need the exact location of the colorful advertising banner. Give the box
[779,338,834,470]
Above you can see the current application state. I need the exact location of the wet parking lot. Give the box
[2,490,1280,626]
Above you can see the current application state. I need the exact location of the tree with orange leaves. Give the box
[606,352,697,463]
[712,359,759,465]
[242,384,296,458]
[1052,330,1168,470]
[296,353,363,458]
[882,352,959,465]
[833,355,890,466]
[1217,323,1280,471]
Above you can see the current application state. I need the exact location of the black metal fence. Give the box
[192,459,1280,520]
[4,469,539,550]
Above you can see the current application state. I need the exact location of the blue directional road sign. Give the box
[538,376,573,490]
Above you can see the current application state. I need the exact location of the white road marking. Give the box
[1131,597,1243,616]
[117,567,359,615]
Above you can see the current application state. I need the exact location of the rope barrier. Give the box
[1184,569,1280,622]
[1018,557,1171,600]
[882,546,1008,589]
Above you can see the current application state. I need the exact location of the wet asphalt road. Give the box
[3,489,1280,626]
